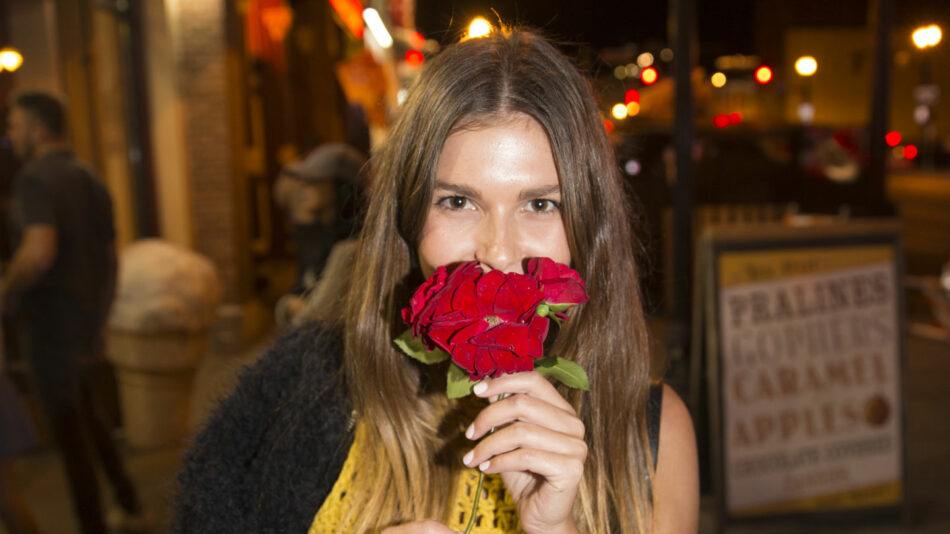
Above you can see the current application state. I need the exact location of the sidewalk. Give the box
[9,323,950,533]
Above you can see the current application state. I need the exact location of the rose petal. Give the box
[540,279,589,305]
[553,261,583,283]
[490,347,517,375]
[528,314,550,343]
[449,275,479,318]
[527,257,559,280]
[493,274,542,323]
[447,319,490,347]
[426,317,472,352]
[452,343,478,374]
[516,353,534,372]
[473,348,495,379]
[475,270,506,316]
[470,321,546,360]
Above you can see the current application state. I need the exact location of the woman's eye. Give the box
[528,199,561,213]
[437,196,472,210]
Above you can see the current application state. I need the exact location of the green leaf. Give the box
[536,303,550,317]
[534,356,590,391]
[546,302,576,312]
[394,329,449,364]
[447,362,478,399]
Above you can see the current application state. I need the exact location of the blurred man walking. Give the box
[3,91,143,533]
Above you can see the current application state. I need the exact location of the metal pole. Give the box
[667,0,695,389]
[869,0,894,213]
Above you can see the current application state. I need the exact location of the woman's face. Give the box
[417,114,571,277]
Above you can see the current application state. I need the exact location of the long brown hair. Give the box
[343,28,653,532]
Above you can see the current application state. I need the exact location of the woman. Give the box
[174,28,698,533]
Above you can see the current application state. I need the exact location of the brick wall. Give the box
[168,0,242,302]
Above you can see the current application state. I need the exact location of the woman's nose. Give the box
[475,213,521,273]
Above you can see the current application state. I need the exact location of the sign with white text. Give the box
[695,222,905,526]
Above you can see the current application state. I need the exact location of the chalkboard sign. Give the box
[693,220,906,528]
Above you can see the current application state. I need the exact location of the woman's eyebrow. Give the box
[433,181,480,199]
[519,185,560,201]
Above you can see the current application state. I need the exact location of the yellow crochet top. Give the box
[309,421,521,533]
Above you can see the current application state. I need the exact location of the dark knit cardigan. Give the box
[173,323,354,533]
[172,322,662,533]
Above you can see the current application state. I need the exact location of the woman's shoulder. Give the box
[652,383,699,533]
[250,320,345,379]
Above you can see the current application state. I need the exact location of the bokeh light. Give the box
[711,72,727,88]
[637,52,654,68]
[0,47,23,72]
[405,49,423,67]
[885,131,902,147]
[467,17,492,39]
[640,66,658,85]
[795,56,817,76]
[913,25,942,49]
[611,103,628,120]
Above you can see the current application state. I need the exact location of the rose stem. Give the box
[464,470,486,534]
[464,393,507,534]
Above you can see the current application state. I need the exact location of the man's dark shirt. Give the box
[11,149,115,356]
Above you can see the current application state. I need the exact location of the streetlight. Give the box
[467,17,492,39]
[0,47,23,72]
[794,56,817,77]
[794,55,817,124]
[913,25,942,49]
[912,24,942,169]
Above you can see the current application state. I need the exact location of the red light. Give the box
[624,89,640,104]
[409,31,425,49]
[713,114,729,128]
[885,131,902,147]
[405,49,424,67]
[904,144,918,159]
[754,66,773,85]
[640,67,658,85]
[604,119,615,133]
[728,112,742,125]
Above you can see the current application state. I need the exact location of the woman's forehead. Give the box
[435,116,559,189]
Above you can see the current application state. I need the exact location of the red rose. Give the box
[526,257,589,306]
[402,261,548,379]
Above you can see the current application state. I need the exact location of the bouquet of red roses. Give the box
[396,257,589,397]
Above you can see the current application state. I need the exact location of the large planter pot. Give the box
[107,239,222,449]
[107,329,210,449]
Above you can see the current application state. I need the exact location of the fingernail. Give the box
[462,450,474,466]
[473,381,488,395]
[479,460,490,472]
[465,424,475,439]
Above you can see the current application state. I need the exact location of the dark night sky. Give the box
[416,0,950,55]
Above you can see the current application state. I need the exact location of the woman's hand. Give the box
[381,520,461,534]
[463,371,586,534]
